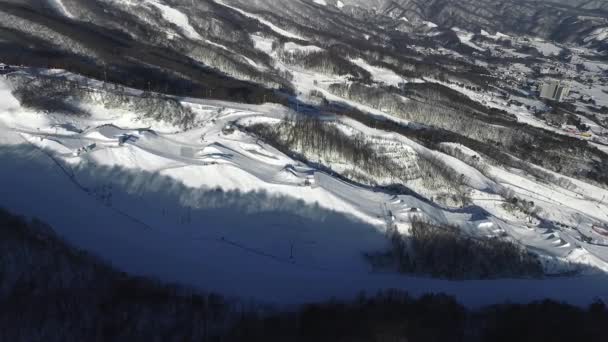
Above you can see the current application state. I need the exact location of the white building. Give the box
[540,80,570,102]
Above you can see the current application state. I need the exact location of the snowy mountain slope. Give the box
[332,0,608,45]
[2,69,608,306]
[1,0,604,108]
[1,0,608,309]
[0,0,291,97]
[214,0,307,40]
[46,0,74,18]
[0,0,605,231]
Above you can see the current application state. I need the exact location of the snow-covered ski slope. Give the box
[47,0,75,19]
[1,70,608,307]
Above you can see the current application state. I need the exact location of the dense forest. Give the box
[1,207,607,341]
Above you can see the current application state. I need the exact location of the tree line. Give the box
[366,218,544,280]
[8,74,199,130]
[278,48,372,81]
[246,118,467,199]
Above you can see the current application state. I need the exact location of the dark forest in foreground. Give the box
[0,208,606,342]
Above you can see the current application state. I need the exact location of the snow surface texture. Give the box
[1,70,608,307]
[146,0,203,40]
[47,0,75,19]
